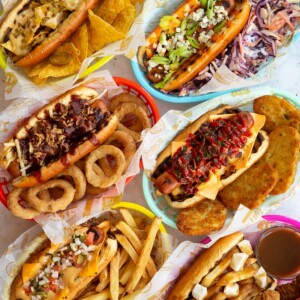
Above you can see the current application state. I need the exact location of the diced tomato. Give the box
[23,286,31,295]
[85,232,95,245]
[53,264,62,273]
[49,283,58,293]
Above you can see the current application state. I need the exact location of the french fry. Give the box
[239,277,254,285]
[110,250,120,300]
[116,221,157,277]
[210,292,226,300]
[244,257,257,267]
[115,234,139,263]
[120,260,135,286]
[231,283,253,300]
[132,228,149,240]
[206,284,221,299]
[79,286,126,300]
[135,275,151,291]
[120,208,137,228]
[119,248,129,269]
[126,217,162,293]
[202,247,239,287]
[216,264,259,286]
[97,237,118,274]
[121,289,143,300]
[95,268,110,293]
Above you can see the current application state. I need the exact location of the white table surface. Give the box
[0,52,300,256]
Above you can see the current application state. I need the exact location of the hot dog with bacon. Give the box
[0,86,118,188]
[0,0,100,67]
[138,0,251,91]
[151,106,269,209]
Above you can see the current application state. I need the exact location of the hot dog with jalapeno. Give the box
[0,86,118,188]
[138,0,251,91]
[151,106,269,209]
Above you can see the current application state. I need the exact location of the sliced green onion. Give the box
[150,55,170,65]
[201,0,208,8]
[186,22,198,36]
[159,32,167,44]
[214,20,226,33]
[154,71,174,89]
[170,62,180,71]
[187,36,200,48]
[180,17,188,32]
[170,47,193,62]
[206,0,215,19]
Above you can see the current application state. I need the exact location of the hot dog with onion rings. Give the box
[0,86,118,188]
[151,106,269,209]
[0,0,100,67]
[138,0,250,91]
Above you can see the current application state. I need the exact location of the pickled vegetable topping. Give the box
[159,112,254,199]
[23,231,96,299]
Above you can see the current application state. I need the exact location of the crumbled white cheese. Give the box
[192,284,208,300]
[230,253,249,271]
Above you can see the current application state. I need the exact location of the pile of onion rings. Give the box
[6,92,152,219]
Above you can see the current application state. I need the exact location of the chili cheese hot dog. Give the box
[0,0,100,67]
[151,106,269,209]
[138,0,251,91]
[0,86,118,188]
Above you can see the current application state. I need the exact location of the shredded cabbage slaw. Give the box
[176,0,300,96]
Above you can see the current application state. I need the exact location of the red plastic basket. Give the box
[0,77,160,211]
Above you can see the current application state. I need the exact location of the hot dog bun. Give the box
[0,0,100,68]
[138,0,250,91]
[166,232,244,300]
[152,106,269,209]
[8,221,112,300]
[0,86,118,188]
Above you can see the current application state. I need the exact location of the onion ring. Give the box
[26,179,75,213]
[85,145,126,188]
[103,131,136,171]
[114,103,151,142]
[86,184,107,196]
[7,188,40,219]
[57,165,87,201]
[110,93,148,112]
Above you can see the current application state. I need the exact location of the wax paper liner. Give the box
[0,208,178,300]
[136,216,300,299]
[141,85,300,243]
[0,0,148,101]
[135,0,300,96]
[0,70,146,244]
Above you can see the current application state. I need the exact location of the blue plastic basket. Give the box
[142,87,300,229]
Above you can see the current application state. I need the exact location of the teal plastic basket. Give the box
[142,87,300,229]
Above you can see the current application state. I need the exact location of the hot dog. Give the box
[0,0,100,68]
[0,86,118,188]
[8,220,116,300]
[151,106,269,209]
[138,0,250,91]
[166,232,277,300]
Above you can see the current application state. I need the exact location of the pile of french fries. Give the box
[78,208,162,300]
[201,240,277,300]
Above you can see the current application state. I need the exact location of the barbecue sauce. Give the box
[257,227,300,279]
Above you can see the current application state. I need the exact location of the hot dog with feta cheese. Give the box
[151,106,269,209]
[0,86,118,188]
[138,0,251,91]
[0,0,100,67]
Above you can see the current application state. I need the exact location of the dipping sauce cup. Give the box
[255,225,300,280]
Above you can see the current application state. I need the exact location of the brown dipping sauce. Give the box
[256,226,300,279]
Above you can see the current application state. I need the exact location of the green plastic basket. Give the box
[142,87,300,229]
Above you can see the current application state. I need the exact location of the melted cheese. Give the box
[196,172,221,200]
[22,263,42,284]
[79,244,102,277]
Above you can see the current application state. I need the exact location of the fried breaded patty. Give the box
[176,199,227,235]
[259,125,300,195]
[253,95,300,134]
[218,163,278,210]
[256,290,280,300]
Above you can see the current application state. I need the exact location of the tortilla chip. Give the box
[87,10,125,56]
[94,9,116,24]
[95,0,126,15]
[69,24,88,62]
[30,75,47,86]
[27,43,81,79]
[112,4,136,34]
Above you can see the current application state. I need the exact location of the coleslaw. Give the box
[178,0,300,96]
